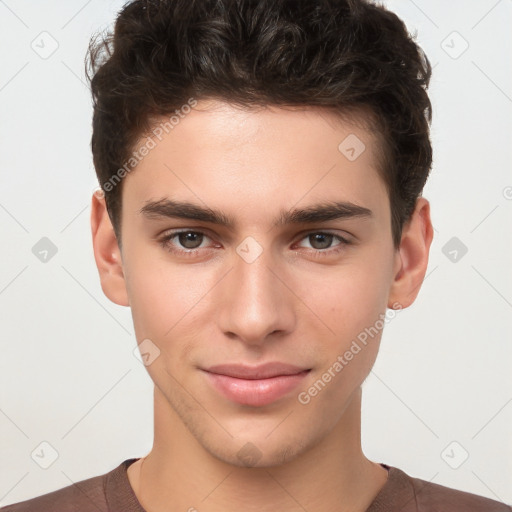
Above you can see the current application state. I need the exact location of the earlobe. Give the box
[90,190,130,307]
[387,197,433,309]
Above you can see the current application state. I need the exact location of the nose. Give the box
[216,244,296,347]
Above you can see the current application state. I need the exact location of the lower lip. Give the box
[203,370,310,407]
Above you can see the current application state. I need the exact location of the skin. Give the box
[91,99,433,512]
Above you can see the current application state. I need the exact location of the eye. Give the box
[301,233,337,250]
[175,231,205,249]
[157,229,352,259]
[158,230,214,253]
[296,232,350,251]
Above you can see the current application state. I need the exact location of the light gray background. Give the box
[1,0,511,507]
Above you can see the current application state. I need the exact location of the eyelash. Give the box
[157,229,352,259]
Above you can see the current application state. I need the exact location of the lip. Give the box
[202,363,311,407]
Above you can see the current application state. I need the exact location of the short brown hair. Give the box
[86,0,433,248]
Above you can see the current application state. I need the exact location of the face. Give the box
[111,100,404,467]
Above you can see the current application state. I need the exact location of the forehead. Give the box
[154,99,383,164]
[122,99,390,226]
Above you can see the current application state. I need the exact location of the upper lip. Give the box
[203,363,310,380]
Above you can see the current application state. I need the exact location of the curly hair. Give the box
[86,0,433,248]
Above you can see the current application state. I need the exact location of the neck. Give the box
[128,386,388,512]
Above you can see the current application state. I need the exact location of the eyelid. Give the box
[291,228,353,245]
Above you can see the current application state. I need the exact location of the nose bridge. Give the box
[234,249,276,304]
[217,242,295,344]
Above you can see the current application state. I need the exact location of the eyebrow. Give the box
[139,198,373,228]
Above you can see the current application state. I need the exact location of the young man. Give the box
[2,0,510,511]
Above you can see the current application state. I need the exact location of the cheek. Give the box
[297,261,391,345]
[298,266,390,410]
[123,248,208,339]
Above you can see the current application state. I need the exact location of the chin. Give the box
[199,427,316,469]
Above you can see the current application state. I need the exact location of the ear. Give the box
[387,197,433,309]
[90,190,129,306]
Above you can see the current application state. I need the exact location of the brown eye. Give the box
[159,230,212,254]
[177,231,204,249]
[294,231,351,257]
[308,233,335,250]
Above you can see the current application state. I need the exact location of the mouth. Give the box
[201,363,311,407]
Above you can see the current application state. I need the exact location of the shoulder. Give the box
[408,472,512,512]
[0,460,132,512]
[379,465,512,512]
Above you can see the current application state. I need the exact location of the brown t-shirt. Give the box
[1,459,510,511]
